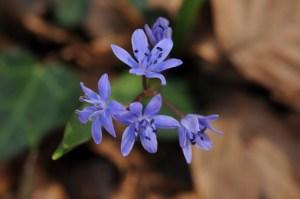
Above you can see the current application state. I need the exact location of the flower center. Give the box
[94,100,106,111]
[135,117,157,139]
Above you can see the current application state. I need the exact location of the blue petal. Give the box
[129,102,143,117]
[181,115,199,133]
[131,29,149,62]
[109,100,125,116]
[178,126,188,147]
[156,17,170,27]
[76,106,97,124]
[207,125,223,135]
[153,115,179,129]
[101,114,116,137]
[121,124,136,156]
[149,39,173,65]
[80,82,99,102]
[144,24,157,46]
[200,114,219,121]
[140,126,157,153]
[195,133,212,150]
[111,44,138,68]
[114,111,137,125]
[197,114,223,135]
[91,117,102,144]
[98,73,111,100]
[145,72,166,85]
[152,17,171,41]
[163,27,172,39]
[150,58,182,72]
[144,94,162,116]
[129,68,145,76]
[182,144,192,164]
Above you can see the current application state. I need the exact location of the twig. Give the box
[131,76,185,118]
[22,15,78,44]
[142,76,148,90]
[17,150,38,199]
[162,97,185,118]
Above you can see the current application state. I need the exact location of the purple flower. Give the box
[178,114,223,163]
[76,74,125,144]
[144,17,172,46]
[116,94,179,156]
[111,29,182,85]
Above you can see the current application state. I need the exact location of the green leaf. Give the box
[53,0,88,27]
[52,114,90,160]
[174,0,204,51]
[0,50,79,160]
[111,73,142,104]
[52,72,142,160]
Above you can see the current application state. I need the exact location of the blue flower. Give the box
[178,114,222,163]
[144,17,172,46]
[111,29,182,85]
[76,74,125,144]
[116,94,179,156]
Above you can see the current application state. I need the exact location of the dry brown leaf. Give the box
[208,0,300,111]
[22,15,79,44]
[191,92,300,199]
[32,182,68,199]
[148,0,182,17]
[174,192,199,199]
[84,0,142,38]
[0,0,48,18]
[0,164,13,198]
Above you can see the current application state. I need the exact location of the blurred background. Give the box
[0,0,300,199]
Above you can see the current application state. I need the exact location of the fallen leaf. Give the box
[198,0,300,112]
[191,92,300,199]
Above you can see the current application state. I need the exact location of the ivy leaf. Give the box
[52,114,90,160]
[0,50,79,160]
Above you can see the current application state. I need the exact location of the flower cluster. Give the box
[76,17,222,163]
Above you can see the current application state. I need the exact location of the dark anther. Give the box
[200,136,204,141]
[156,46,163,51]
[158,53,162,58]
[158,25,164,30]
[145,136,151,141]
[198,127,207,134]
[190,134,196,145]
[144,52,149,56]
[153,60,158,64]
[134,49,138,53]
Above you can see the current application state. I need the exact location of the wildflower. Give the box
[116,94,179,156]
[111,29,182,85]
[144,17,172,46]
[76,74,124,144]
[178,114,222,163]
